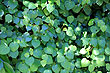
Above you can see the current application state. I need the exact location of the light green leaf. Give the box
[57,54,65,63]
[105,47,110,55]
[106,63,110,71]
[69,45,77,51]
[88,19,94,26]
[80,48,87,55]
[9,50,19,58]
[41,60,47,67]
[23,1,29,7]
[81,58,90,67]
[52,64,61,73]
[96,0,103,6]
[66,50,74,59]
[18,63,28,73]
[0,9,4,17]
[88,64,95,72]
[42,54,53,64]
[43,70,52,73]
[30,59,41,72]
[90,26,100,33]
[0,44,10,55]
[5,14,12,23]
[9,42,19,52]
[31,40,40,48]
[41,34,50,42]
[28,2,37,9]
[56,27,61,33]
[33,48,42,58]
[67,16,74,23]
[96,60,105,67]
[100,24,107,32]
[92,48,99,55]
[66,27,74,36]
[0,68,6,73]
[44,46,53,54]
[47,4,55,13]
[97,20,105,27]
[25,57,34,66]
[61,60,71,69]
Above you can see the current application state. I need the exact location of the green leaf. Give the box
[66,50,74,59]
[0,43,10,55]
[3,62,15,73]
[5,14,12,23]
[0,9,4,17]
[69,45,77,51]
[52,9,59,16]
[97,71,102,73]
[96,0,103,6]
[106,63,110,71]
[41,34,50,42]
[81,37,89,46]
[90,26,100,33]
[89,38,98,47]
[41,60,47,67]
[72,4,81,13]
[56,27,61,33]
[28,2,37,9]
[105,47,110,55]
[65,1,75,10]
[92,48,99,55]
[100,24,107,32]
[81,58,90,67]
[9,42,19,52]
[44,46,53,54]
[31,39,40,48]
[9,50,19,58]
[88,64,95,72]
[18,63,28,73]
[8,0,18,9]
[61,60,71,69]
[97,20,105,27]
[25,57,34,66]
[23,1,30,7]
[47,4,55,13]
[30,59,41,72]
[0,68,6,73]
[96,60,105,67]
[57,54,65,63]
[60,69,69,73]
[66,27,74,36]
[80,48,87,55]
[52,64,61,73]
[98,37,106,48]
[84,5,91,15]
[88,19,94,26]
[106,3,110,10]
[67,16,74,23]
[33,48,43,58]
[42,54,53,64]
[43,70,52,73]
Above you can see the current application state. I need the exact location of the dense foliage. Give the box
[0,0,110,73]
